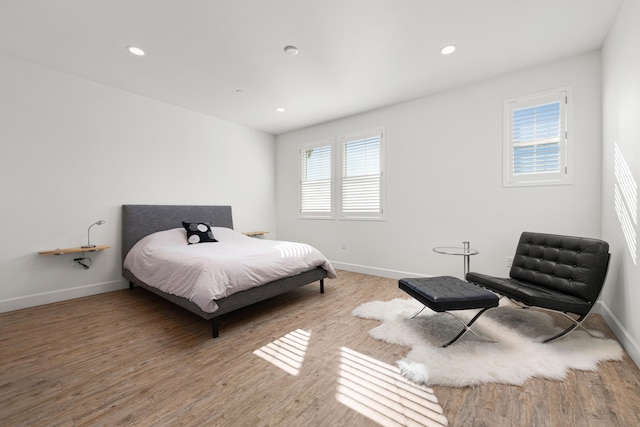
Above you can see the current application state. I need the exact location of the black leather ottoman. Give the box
[398,276,499,347]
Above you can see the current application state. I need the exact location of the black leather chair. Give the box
[466,232,610,343]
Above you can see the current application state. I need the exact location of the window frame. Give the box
[503,87,572,187]
[337,127,385,220]
[298,139,334,219]
[298,127,385,221]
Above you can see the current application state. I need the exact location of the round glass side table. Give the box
[433,241,479,277]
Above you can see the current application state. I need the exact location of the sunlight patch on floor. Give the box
[336,347,448,427]
[253,329,311,376]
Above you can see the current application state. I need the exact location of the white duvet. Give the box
[124,227,337,313]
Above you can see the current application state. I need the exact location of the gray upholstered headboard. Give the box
[121,205,233,263]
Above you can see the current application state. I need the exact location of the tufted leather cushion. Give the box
[465,272,594,315]
[510,232,609,303]
[466,232,610,315]
[399,276,499,312]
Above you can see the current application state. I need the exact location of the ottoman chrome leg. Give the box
[410,305,428,319]
[440,307,497,348]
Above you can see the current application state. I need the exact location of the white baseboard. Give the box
[1,262,417,313]
[330,261,431,280]
[6,266,639,371]
[0,280,128,313]
[597,301,640,368]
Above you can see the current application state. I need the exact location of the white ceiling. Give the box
[0,0,623,135]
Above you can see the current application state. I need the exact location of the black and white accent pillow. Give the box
[182,221,218,244]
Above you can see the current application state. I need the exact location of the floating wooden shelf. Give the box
[242,231,269,237]
[38,245,111,256]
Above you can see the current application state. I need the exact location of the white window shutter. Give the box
[299,142,333,217]
[339,129,384,218]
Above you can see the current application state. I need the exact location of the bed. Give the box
[121,204,335,337]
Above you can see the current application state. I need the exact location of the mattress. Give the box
[123,227,336,313]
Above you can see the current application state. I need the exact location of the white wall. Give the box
[601,0,640,365]
[0,54,276,311]
[276,52,603,280]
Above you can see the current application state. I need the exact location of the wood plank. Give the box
[0,270,639,426]
[242,231,269,237]
[38,245,111,255]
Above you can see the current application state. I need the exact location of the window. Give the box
[338,129,384,219]
[299,141,333,218]
[298,128,385,220]
[503,87,571,187]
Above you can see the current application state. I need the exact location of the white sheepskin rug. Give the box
[352,298,623,387]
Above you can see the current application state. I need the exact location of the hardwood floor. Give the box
[1,270,639,426]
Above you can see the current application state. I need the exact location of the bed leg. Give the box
[129,281,134,290]
[320,279,324,294]
[212,318,219,338]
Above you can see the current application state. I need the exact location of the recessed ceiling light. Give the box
[275,107,286,113]
[127,45,145,56]
[440,45,456,55]
[284,45,298,56]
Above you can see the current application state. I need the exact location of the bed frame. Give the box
[121,204,327,337]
